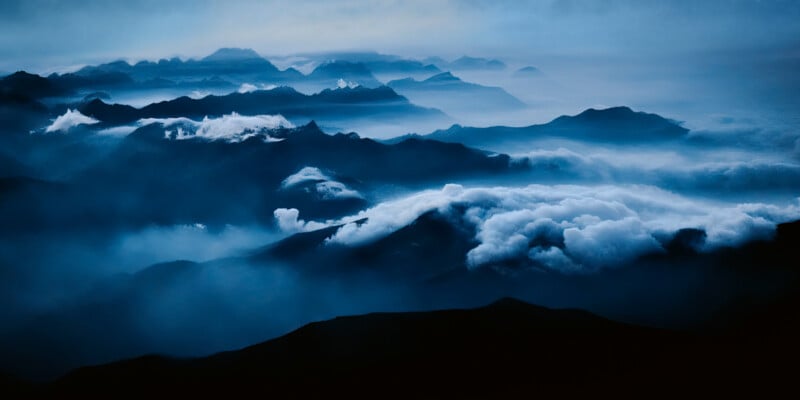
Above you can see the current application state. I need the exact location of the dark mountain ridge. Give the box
[403,106,689,149]
[78,85,445,126]
[16,293,794,397]
[387,71,526,113]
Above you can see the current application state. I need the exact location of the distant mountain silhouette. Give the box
[415,106,689,149]
[39,293,799,397]
[451,56,507,70]
[387,71,526,114]
[78,85,445,126]
[292,51,442,78]
[514,65,542,77]
[306,61,383,88]
[74,48,294,83]
[201,48,264,62]
[424,56,507,71]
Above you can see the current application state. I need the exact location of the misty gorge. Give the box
[1,0,799,396]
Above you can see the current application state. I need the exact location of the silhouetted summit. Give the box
[422,106,689,149]
[201,48,263,62]
[387,71,525,113]
[308,61,382,87]
[514,66,542,76]
[450,56,507,70]
[424,71,460,82]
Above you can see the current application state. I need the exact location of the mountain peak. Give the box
[202,48,263,62]
[515,66,541,76]
[576,106,635,118]
[549,106,688,139]
[424,71,460,82]
[451,56,506,70]
[299,120,323,134]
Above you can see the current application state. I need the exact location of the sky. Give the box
[1,0,799,72]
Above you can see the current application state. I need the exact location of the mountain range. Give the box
[385,106,689,150]
[77,85,445,126]
[0,121,517,232]
[423,55,508,71]
[387,71,526,115]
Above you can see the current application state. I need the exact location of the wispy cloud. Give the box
[281,167,362,200]
[44,109,99,133]
[139,113,293,142]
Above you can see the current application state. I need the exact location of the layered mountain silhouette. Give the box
[514,65,542,77]
[306,61,382,88]
[78,85,446,126]
[299,51,442,77]
[393,106,689,150]
[74,48,300,83]
[387,71,526,114]
[1,121,515,232]
[424,55,507,71]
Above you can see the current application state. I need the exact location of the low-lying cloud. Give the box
[282,166,362,200]
[515,147,800,194]
[278,183,800,273]
[336,78,360,89]
[273,208,327,233]
[44,109,99,133]
[139,112,293,142]
[238,83,278,93]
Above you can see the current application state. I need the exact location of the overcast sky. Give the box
[1,0,799,72]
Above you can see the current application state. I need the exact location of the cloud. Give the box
[189,90,211,99]
[514,148,800,193]
[562,217,663,269]
[296,183,800,273]
[273,208,327,233]
[238,83,258,93]
[139,112,293,143]
[111,223,279,271]
[237,83,278,93]
[657,161,800,193]
[337,78,360,89]
[281,167,362,200]
[282,166,330,187]
[314,181,362,200]
[96,125,138,136]
[44,109,99,133]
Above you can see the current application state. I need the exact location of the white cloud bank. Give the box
[44,109,99,133]
[275,183,800,274]
[281,167,362,200]
[238,83,278,93]
[139,112,293,143]
[273,208,327,233]
[336,78,360,89]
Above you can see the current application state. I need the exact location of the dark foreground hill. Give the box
[2,293,791,397]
